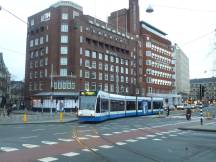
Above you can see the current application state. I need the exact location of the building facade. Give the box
[173,44,190,101]
[190,77,216,102]
[0,52,10,100]
[25,0,177,110]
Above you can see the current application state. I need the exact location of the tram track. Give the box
[72,122,163,162]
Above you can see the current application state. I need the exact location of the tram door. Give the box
[142,101,148,115]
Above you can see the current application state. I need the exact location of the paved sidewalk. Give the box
[178,120,216,132]
[0,111,78,125]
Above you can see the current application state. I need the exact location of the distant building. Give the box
[0,52,10,99]
[190,77,216,102]
[10,81,25,107]
[24,0,178,110]
[173,44,190,101]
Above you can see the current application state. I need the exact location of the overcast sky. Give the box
[0,0,216,80]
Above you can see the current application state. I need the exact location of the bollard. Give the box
[200,108,203,125]
[60,112,63,122]
[23,112,27,124]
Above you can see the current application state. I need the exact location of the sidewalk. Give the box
[178,120,216,132]
[0,111,78,125]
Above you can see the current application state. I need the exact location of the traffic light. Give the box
[201,85,205,97]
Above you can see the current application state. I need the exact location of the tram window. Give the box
[138,101,142,110]
[101,99,109,112]
[148,102,151,110]
[110,100,125,111]
[96,97,100,113]
[153,101,163,109]
[126,101,136,110]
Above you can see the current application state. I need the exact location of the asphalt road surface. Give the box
[0,113,216,162]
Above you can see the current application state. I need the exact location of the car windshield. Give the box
[79,96,97,110]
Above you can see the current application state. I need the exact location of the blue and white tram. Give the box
[78,91,163,122]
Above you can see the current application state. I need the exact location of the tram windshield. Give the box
[80,96,97,110]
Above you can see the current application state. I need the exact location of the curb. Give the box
[178,127,216,132]
[0,119,78,126]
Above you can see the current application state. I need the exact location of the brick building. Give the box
[25,0,178,110]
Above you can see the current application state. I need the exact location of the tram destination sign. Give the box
[80,91,97,96]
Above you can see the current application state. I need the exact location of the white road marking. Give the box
[54,132,66,135]
[78,137,88,140]
[22,144,39,148]
[146,135,156,138]
[82,148,98,152]
[58,138,74,142]
[41,141,58,145]
[99,145,113,149]
[125,139,138,142]
[38,157,58,162]
[161,136,167,138]
[116,142,127,145]
[136,137,147,140]
[20,136,38,139]
[122,130,130,133]
[155,133,163,135]
[62,152,80,157]
[169,134,177,137]
[113,132,121,134]
[85,135,100,138]
[102,133,112,136]
[32,129,45,132]
[0,147,19,152]
[130,129,138,131]
[153,138,162,141]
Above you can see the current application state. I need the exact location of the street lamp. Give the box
[146,5,154,13]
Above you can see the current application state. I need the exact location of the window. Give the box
[91,71,96,79]
[30,40,34,47]
[46,35,48,42]
[60,68,67,76]
[80,69,83,77]
[105,54,109,61]
[62,13,68,20]
[85,70,89,78]
[110,65,114,72]
[105,64,109,71]
[125,68,128,74]
[91,82,96,91]
[116,57,119,63]
[41,12,50,22]
[92,61,96,69]
[99,73,103,80]
[110,56,114,62]
[61,35,68,43]
[45,58,48,66]
[92,51,97,58]
[60,46,68,54]
[121,76,124,82]
[146,41,151,48]
[110,84,114,92]
[99,62,103,70]
[60,57,67,65]
[35,38,38,46]
[84,81,89,90]
[61,24,68,32]
[121,67,124,74]
[80,48,83,55]
[99,53,103,60]
[80,58,82,66]
[148,87,152,93]
[73,11,79,19]
[104,83,108,91]
[30,19,34,26]
[40,37,44,44]
[146,51,151,57]
[104,73,108,80]
[46,46,48,54]
[85,50,90,57]
[110,74,114,81]
[80,36,83,43]
[85,60,90,67]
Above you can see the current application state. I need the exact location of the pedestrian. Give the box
[167,106,170,116]
[186,108,192,120]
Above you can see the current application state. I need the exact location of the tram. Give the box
[78,91,163,122]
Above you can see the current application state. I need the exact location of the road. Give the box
[0,110,216,162]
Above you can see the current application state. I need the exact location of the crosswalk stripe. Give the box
[58,138,74,142]
[99,145,113,149]
[38,157,58,162]
[136,137,147,140]
[0,147,19,152]
[62,152,80,157]
[102,133,112,136]
[82,148,98,152]
[146,135,156,138]
[125,139,137,142]
[153,138,162,141]
[41,141,58,145]
[22,144,39,148]
[116,142,126,145]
